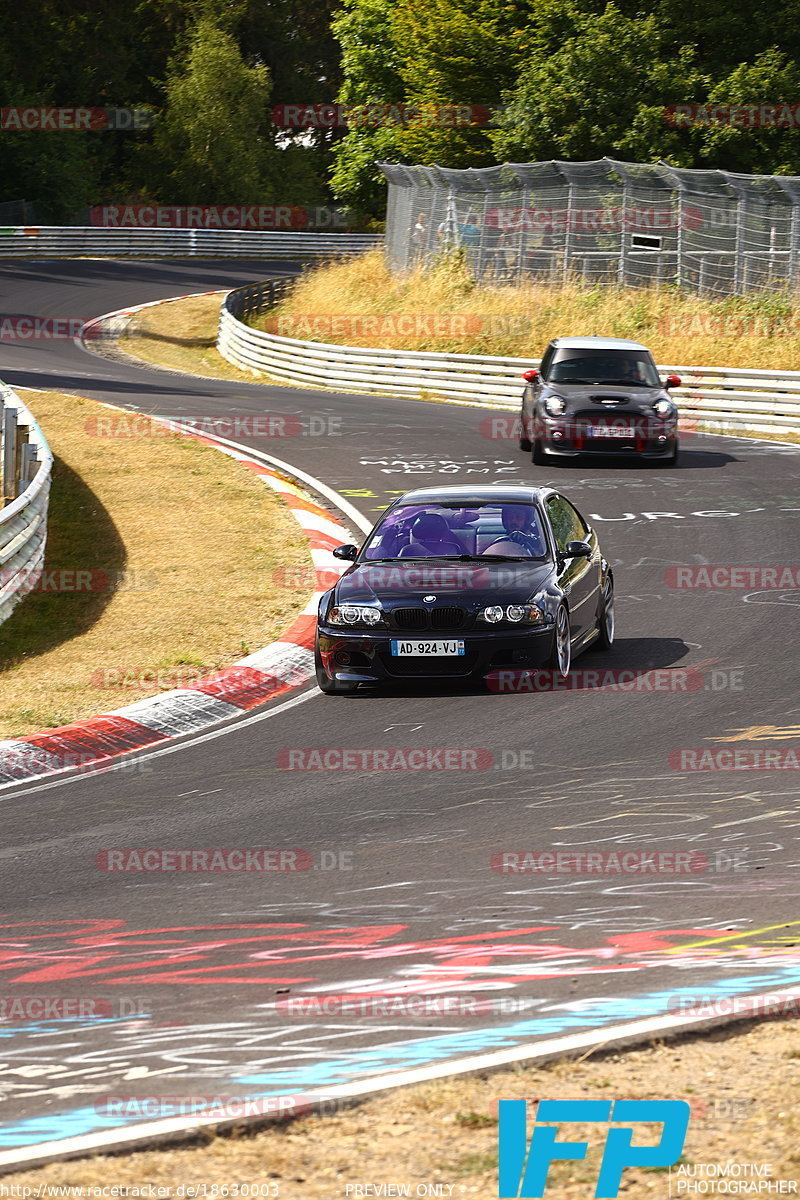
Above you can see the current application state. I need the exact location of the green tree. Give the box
[144,17,274,203]
[695,49,800,174]
[490,3,706,164]
[331,0,532,211]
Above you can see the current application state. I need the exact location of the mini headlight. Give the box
[544,395,567,416]
[654,399,676,419]
[329,605,382,626]
[481,605,504,623]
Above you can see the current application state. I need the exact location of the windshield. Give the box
[547,348,660,387]
[361,502,549,561]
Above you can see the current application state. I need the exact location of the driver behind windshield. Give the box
[481,506,546,557]
[617,358,645,384]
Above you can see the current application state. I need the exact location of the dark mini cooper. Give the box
[315,485,614,694]
[519,336,681,465]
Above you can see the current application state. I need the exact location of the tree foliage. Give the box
[3,0,800,219]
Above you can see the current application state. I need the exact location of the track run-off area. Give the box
[0,259,798,1159]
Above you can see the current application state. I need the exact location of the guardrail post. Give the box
[14,423,30,497]
[21,442,39,488]
[2,407,17,505]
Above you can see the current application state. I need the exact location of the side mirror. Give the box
[564,540,592,559]
[522,369,539,383]
[333,544,358,561]
[665,374,682,389]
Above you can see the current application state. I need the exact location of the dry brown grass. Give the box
[0,390,310,738]
[3,1018,798,1195]
[119,294,276,382]
[257,250,800,370]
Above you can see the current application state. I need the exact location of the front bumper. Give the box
[317,624,554,684]
[539,416,677,458]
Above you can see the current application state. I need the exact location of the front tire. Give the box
[546,605,571,678]
[664,443,679,466]
[532,439,547,465]
[595,576,614,650]
[519,407,532,452]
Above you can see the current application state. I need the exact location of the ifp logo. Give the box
[498,1099,690,1197]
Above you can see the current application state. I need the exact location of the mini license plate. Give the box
[589,424,635,438]
[391,639,466,657]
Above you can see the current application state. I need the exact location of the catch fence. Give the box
[380,158,800,296]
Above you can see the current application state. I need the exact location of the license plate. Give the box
[391,640,466,657]
[589,424,636,438]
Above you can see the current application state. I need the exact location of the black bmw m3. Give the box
[315,485,614,694]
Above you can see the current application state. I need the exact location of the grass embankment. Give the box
[255,249,800,369]
[3,1018,798,1195]
[118,293,265,382]
[0,390,310,738]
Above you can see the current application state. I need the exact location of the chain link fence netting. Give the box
[379,158,800,296]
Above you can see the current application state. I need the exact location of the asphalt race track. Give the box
[0,259,798,1151]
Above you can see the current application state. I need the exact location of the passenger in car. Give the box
[397,513,463,557]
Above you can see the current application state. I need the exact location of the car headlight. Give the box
[328,605,383,626]
[654,399,676,419]
[544,395,567,416]
[479,604,546,625]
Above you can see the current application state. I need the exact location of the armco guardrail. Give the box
[217,281,800,437]
[0,227,382,259]
[0,384,53,626]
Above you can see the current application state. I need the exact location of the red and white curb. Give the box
[0,400,363,786]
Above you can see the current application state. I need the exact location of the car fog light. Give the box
[334,650,351,666]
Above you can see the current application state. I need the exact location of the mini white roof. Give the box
[551,336,650,351]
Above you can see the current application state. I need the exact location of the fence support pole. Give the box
[563,181,574,284]
[734,197,745,293]
[618,185,628,285]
